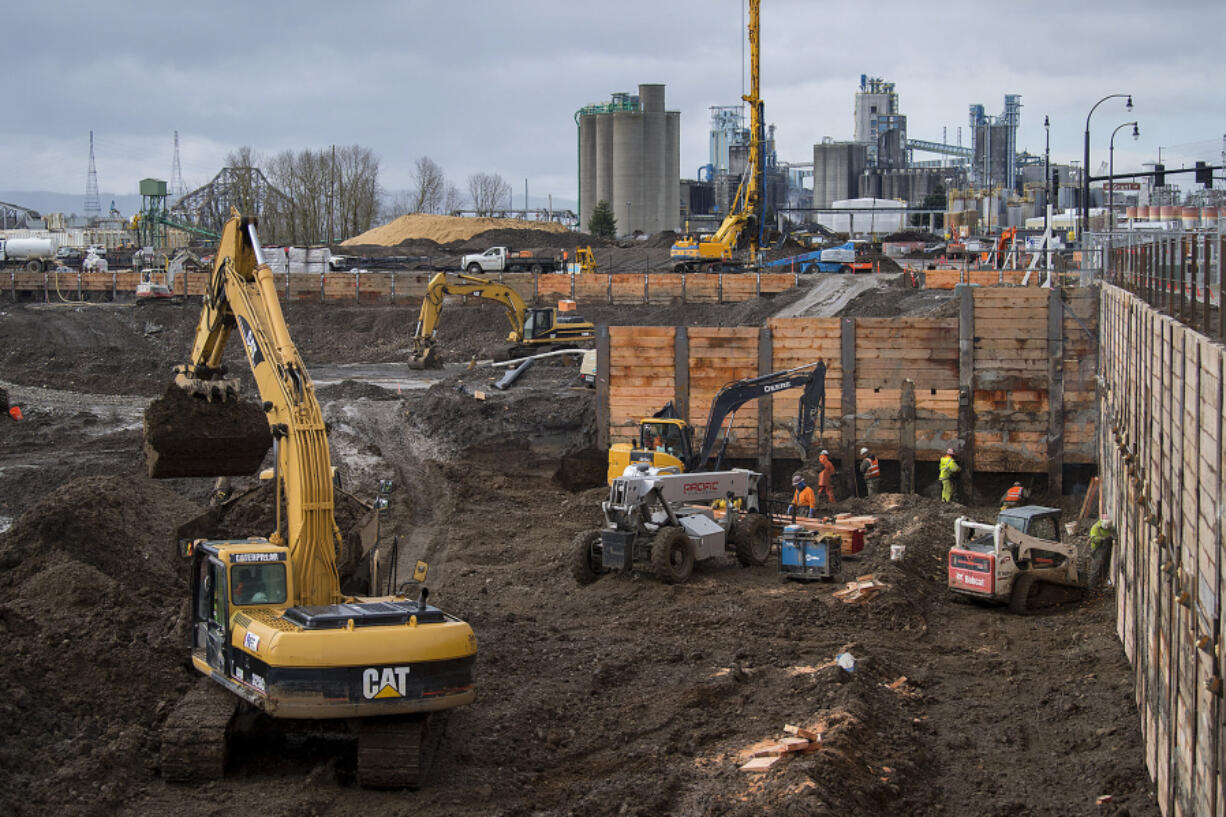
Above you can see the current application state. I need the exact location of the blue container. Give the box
[779,526,841,581]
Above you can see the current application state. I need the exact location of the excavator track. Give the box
[160,676,239,783]
[356,713,441,789]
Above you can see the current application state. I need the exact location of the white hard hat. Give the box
[859,447,869,456]
[820,449,829,457]
[791,473,803,485]
[946,448,955,455]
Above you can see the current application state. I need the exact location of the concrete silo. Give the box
[576,83,680,235]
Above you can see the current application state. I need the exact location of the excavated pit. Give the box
[0,288,1161,817]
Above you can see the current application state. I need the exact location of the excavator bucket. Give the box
[143,384,273,479]
[408,345,441,370]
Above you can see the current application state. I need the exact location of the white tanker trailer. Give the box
[0,238,58,272]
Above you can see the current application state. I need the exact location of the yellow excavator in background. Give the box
[575,245,598,274]
[670,0,765,273]
[409,271,595,368]
[144,213,476,788]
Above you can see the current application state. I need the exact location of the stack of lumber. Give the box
[832,574,890,604]
[739,724,822,772]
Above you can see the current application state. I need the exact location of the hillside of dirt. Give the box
[0,287,1158,817]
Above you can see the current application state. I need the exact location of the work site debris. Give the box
[835,513,878,528]
[739,724,822,771]
[832,574,890,604]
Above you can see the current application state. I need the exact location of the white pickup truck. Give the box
[460,246,564,275]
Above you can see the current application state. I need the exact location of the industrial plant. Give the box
[3,3,1226,817]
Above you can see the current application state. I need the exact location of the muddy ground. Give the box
[0,281,1158,817]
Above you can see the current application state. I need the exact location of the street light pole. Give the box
[1108,121,1140,279]
[1044,115,1050,270]
[1083,93,1133,239]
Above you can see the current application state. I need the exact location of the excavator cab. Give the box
[607,418,693,483]
[522,308,553,340]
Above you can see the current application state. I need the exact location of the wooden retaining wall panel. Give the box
[685,277,721,304]
[80,272,114,291]
[855,387,901,458]
[610,274,646,304]
[722,276,759,301]
[688,328,759,457]
[766,318,842,455]
[760,273,796,294]
[538,274,572,300]
[184,273,209,296]
[924,269,962,289]
[288,276,319,301]
[607,326,676,447]
[647,274,684,303]
[573,276,609,303]
[854,318,959,390]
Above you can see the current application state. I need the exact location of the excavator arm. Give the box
[685,361,825,471]
[410,272,529,368]
[145,213,343,607]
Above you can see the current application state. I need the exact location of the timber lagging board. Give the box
[601,286,1099,472]
[1101,284,1223,817]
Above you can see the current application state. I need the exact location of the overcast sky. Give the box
[6,0,1224,207]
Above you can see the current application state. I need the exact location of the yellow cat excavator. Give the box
[409,271,595,368]
[144,213,476,788]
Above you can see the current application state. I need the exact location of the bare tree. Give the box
[261,144,381,244]
[467,172,511,217]
[443,184,465,215]
[408,156,447,214]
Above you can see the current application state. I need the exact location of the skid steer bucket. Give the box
[143,385,273,479]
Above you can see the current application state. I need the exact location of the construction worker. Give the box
[817,450,836,503]
[1088,515,1117,590]
[210,476,232,507]
[1000,480,1028,509]
[939,448,960,503]
[7,406,22,422]
[859,447,881,496]
[788,473,816,518]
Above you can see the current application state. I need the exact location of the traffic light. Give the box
[1154,164,1166,187]
[1195,161,1213,188]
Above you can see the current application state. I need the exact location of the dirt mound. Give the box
[315,379,400,402]
[0,476,201,817]
[342,215,569,248]
[458,228,611,252]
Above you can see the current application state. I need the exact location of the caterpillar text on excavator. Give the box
[409,271,595,368]
[144,213,476,789]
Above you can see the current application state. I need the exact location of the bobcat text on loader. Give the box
[948,506,1089,613]
[144,214,476,789]
[572,466,772,585]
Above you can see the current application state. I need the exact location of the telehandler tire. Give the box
[733,513,771,566]
[571,530,606,585]
[652,526,694,583]
[1009,573,1038,614]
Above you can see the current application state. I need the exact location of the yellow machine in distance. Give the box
[409,271,595,368]
[146,214,476,788]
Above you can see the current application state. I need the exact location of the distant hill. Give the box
[0,191,144,218]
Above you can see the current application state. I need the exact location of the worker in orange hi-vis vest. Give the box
[1000,480,1028,510]
[788,473,816,518]
[858,447,881,496]
[817,450,836,503]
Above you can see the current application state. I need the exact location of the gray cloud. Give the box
[6,0,1224,205]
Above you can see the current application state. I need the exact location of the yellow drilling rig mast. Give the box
[670,0,764,273]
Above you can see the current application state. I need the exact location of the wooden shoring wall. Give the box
[2,269,798,305]
[601,286,1099,476]
[1101,284,1223,817]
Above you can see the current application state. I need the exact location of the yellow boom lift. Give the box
[144,213,476,788]
[409,271,595,368]
[670,0,765,273]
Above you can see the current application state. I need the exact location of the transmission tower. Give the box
[84,130,101,217]
[170,131,186,199]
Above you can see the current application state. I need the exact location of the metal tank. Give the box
[665,111,681,231]
[612,111,645,235]
[579,114,597,230]
[640,84,665,235]
[595,113,614,216]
